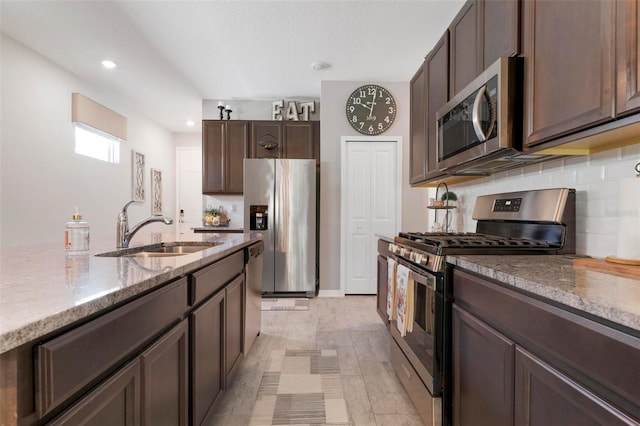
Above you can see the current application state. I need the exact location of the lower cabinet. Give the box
[452,304,513,426]
[452,268,640,425]
[190,290,225,426]
[190,273,245,426]
[514,347,637,426]
[50,319,189,426]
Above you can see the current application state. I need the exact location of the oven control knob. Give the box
[409,252,416,261]
[388,243,395,253]
[414,253,421,263]
[418,255,427,265]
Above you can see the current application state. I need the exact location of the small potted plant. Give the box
[440,191,458,207]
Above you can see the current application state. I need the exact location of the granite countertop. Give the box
[0,231,263,354]
[192,226,244,232]
[447,255,640,333]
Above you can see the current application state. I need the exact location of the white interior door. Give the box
[342,138,400,294]
[176,147,202,234]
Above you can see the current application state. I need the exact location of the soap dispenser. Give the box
[65,206,90,254]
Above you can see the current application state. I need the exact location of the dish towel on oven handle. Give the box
[387,257,397,320]
[395,264,414,337]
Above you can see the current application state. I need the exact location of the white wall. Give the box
[449,144,640,258]
[320,81,428,292]
[1,35,177,248]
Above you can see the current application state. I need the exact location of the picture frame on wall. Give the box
[132,150,145,202]
[151,168,162,215]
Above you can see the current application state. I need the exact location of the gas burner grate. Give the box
[398,232,554,249]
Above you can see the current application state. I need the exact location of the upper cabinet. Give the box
[449,0,519,98]
[449,1,480,98]
[616,0,640,116]
[204,120,320,195]
[522,0,615,147]
[250,121,319,165]
[409,62,427,184]
[425,33,450,181]
[202,121,249,195]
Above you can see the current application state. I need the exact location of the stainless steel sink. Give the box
[96,242,222,258]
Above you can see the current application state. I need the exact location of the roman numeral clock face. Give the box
[346,84,397,135]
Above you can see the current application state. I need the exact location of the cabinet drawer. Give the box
[190,251,243,306]
[36,278,188,417]
[453,269,640,419]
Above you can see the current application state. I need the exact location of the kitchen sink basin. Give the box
[96,242,222,258]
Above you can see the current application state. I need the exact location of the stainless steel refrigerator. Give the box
[244,159,317,296]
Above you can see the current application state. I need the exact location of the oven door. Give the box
[390,258,444,396]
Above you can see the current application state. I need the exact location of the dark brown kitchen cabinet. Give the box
[190,289,225,426]
[409,61,427,184]
[449,1,480,98]
[452,304,514,426]
[522,0,615,147]
[514,347,637,426]
[284,121,320,162]
[452,268,640,424]
[48,359,141,425]
[616,0,640,116]
[140,320,188,426]
[425,32,449,180]
[250,121,320,164]
[479,0,519,69]
[251,121,283,159]
[202,120,249,194]
[50,319,189,426]
[376,239,392,325]
[225,275,244,380]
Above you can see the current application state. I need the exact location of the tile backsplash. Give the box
[446,144,640,258]
[203,194,244,228]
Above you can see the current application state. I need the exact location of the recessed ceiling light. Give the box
[186,120,195,127]
[311,62,330,71]
[101,60,117,69]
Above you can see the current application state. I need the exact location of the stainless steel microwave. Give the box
[436,57,545,175]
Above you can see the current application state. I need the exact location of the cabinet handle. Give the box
[259,141,278,150]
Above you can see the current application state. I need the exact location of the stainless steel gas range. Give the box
[387,188,576,426]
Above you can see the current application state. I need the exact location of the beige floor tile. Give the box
[212,296,419,426]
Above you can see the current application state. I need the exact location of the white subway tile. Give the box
[551,169,577,187]
[623,142,640,156]
[585,181,618,200]
[576,166,604,184]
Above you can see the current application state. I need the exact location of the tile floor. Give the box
[208,296,423,426]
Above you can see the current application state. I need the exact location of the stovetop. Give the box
[398,232,555,250]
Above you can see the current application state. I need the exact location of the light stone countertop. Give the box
[447,255,640,333]
[0,231,263,354]
[375,234,395,244]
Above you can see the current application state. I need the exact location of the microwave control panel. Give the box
[493,198,522,212]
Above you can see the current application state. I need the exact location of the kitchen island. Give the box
[447,255,640,425]
[0,232,263,425]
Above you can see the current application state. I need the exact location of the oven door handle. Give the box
[409,269,436,292]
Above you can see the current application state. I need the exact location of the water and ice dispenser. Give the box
[249,205,268,230]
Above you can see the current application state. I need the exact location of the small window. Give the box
[74,123,120,163]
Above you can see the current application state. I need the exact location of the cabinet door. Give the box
[376,255,389,324]
[49,360,141,425]
[616,0,640,116]
[452,304,514,426]
[515,347,637,426]
[449,0,479,98]
[140,320,188,426]
[225,275,244,380]
[251,122,283,159]
[283,121,319,163]
[425,32,449,178]
[409,62,427,184]
[202,121,225,194]
[190,290,225,425]
[225,121,249,194]
[522,0,615,146]
[480,0,519,69]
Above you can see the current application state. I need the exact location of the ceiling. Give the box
[1,0,464,133]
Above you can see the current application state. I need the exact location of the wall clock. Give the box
[345,84,397,135]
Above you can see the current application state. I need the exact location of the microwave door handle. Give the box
[472,85,488,142]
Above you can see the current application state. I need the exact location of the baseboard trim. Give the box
[317,290,344,298]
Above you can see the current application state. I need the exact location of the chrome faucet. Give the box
[117,200,174,248]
